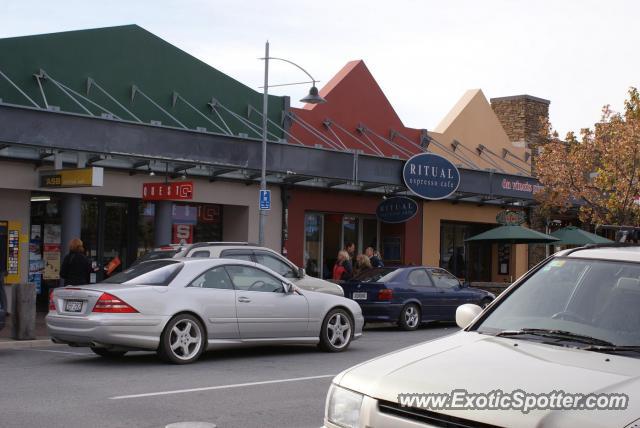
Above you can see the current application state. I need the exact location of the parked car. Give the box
[179,242,344,296]
[341,266,494,330]
[130,244,186,266]
[46,258,363,364]
[323,244,640,428]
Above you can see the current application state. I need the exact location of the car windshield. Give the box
[101,260,183,286]
[352,268,399,283]
[476,257,640,347]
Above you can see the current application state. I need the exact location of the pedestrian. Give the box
[366,246,384,267]
[60,238,92,286]
[354,254,373,276]
[343,242,356,277]
[332,250,352,281]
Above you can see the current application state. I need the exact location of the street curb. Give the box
[0,339,59,350]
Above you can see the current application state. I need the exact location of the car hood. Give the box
[295,275,344,296]
[335,331,640,428]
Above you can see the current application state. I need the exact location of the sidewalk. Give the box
[0,311,54,349]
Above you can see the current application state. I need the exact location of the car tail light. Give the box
[92,293,138,313]
[48,290,56,311]
[378,288,393,301]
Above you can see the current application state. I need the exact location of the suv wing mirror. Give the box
[297,267,306,278]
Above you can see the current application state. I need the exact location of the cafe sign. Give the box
[39,167,104,188]
[376,197,418,223]
[496,210,526,226]
[402,153,460,200]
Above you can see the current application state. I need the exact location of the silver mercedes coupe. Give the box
[46,258,364,364]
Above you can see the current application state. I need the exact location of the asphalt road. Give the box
[0,323,456,428]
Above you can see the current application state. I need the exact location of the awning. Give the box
[465,225,560,244]
[551,226,612,245]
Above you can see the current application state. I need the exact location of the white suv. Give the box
[324,244,640,428]
[179,242,344,297]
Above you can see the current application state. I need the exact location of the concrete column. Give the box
[61,193,82,258]
[154,201,172,247]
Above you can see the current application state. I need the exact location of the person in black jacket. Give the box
[60,238,92,286]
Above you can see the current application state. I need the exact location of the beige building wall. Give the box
[422,201,528,282]
[427,89,531,175]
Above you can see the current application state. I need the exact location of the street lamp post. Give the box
[258,41,326,247]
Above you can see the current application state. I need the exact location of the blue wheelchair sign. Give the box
[259,189,271,210]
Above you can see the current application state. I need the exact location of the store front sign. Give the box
[376,197,418,223]
[403,153,460,200]
[142,181,193,201]
[496,210,526,226]
[39,167,104,188]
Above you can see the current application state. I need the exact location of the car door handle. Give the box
[237,296,251,303]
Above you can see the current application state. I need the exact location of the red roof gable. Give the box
[290,60,423,158]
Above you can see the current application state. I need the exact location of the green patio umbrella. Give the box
[550,226,612,245]
[465,225,560,244]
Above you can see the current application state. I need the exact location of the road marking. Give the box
[23,349,92,356]
[110,374,336,400]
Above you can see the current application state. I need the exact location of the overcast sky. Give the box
[1,0,638,136]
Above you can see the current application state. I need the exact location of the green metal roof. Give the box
[0,25,286,138]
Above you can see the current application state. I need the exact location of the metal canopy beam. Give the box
[0,105,541,201]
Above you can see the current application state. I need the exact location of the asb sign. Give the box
[376,197,418,224]
[402,153,460,200]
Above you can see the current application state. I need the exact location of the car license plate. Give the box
[352,292,367,300]
[65,300,83,313]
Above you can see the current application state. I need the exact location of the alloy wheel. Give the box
[169,319,203,361]
[326,312,352,349]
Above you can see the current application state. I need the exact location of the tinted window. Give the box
[134,250,177,265]
[224,265,284,293]
[254,252,296,278]
[408,269,432,286]
[220,250,253,262]
[190,250,211,258]
[189,266,233,290]
[428,268,460,289]
[102,260,183,286]
[353,268,398,283]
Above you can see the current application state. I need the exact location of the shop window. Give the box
[440,221,493,282]
[304,212,380,279]
[303,213,322,278]
[172,203,222,244]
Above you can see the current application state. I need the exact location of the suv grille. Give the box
[378,400,503,428]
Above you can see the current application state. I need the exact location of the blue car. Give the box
[341,267,495,330]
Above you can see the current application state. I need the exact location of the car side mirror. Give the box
[283,281,298,294]
[455,303,483,329]
[297,267,305,278]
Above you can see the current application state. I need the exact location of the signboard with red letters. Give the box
[172,224,194,244]
[142,181,194,201]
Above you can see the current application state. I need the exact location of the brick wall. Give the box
[490,95,551,268]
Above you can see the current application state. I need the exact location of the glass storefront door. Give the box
[440,221,493,282]
[304,212,380,279]
[303,214,322,278]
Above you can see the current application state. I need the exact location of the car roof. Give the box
[562,244,640,263]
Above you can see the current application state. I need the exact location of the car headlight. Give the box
[326,384,364,428]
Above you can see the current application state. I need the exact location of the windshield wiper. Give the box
[495,328,615,347]
[581,345,640,355]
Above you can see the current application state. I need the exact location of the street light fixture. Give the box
[258,41,326,247]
